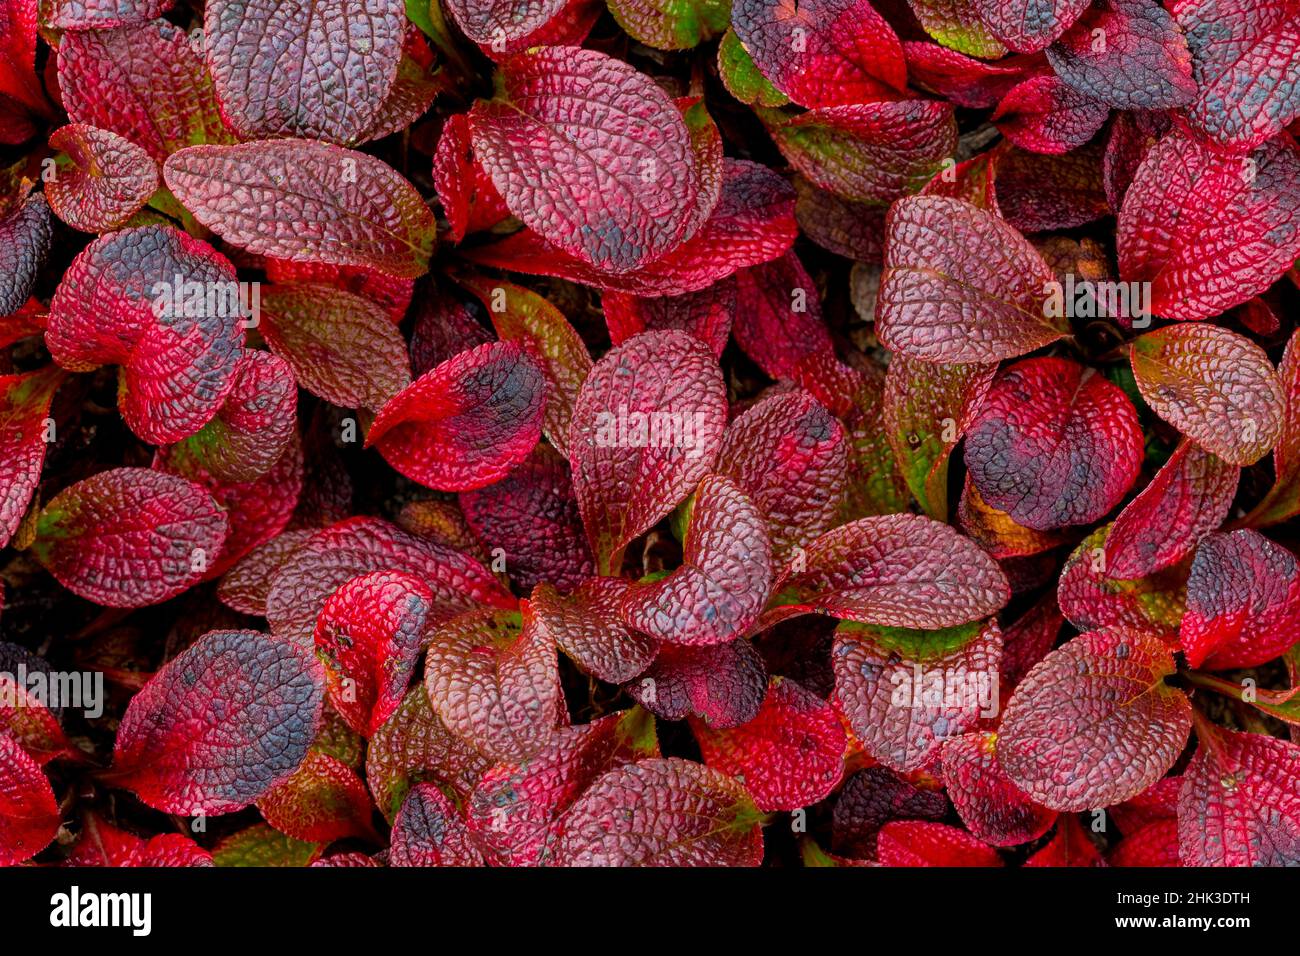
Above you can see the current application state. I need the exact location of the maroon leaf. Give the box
[1105,439,1239,579]
[164,140,438,278]
[46,225,247,444]
[1118,130,1300,321]
[940,731,1056,846]
[314,571,432,737]
[1180,529,1300,669]
[972,0,1091,52]
[1046,0,1197,109]
[31,467,228,608]
[389,782,485,866]
[45,124,159,232]
[730,0,907,108]
[424,606,559,762]
[1172,0,1300,150]
[548,757,764,866]
[0,366,63,550]
[532,578,657,684]
[57,20,233,162]
[772,514,1010,630]
[693,676,844,811]
[716,390,849,563]
[468,47,704,273]
[204,0,406,144]
[460,445,594,594]
[467,707,658,865]
[964,357,1143,530]
[265,516,514,647]
[367,341,546,492]
[0,732,59,865]
[111,629,325,813]
[833,619,1002,772]
[1177,726,1300,866]
[627,638,768,728]
[992,74,1110,155]
[998,628,1191,811]
[877,196,1064,362]
[568,330,727,573]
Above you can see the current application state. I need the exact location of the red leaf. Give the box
[164,140,438,278]
[1046,0,1197,109]
[621,474,772,645]
[205,0,406,144]
[314,571,432,737]
[424,606,560,762]
[367,340,545,492]
[693,676,844,811]
[875,820,1002,866]
[833,619,1002,772]
[1118,130,1300,320]
[993,141,1111,233]
[266,516,513,647]
[1245,328,1300,526]
[256,750,376,843]
[568,330,727,573]
[532,577,658,684]
[628,638,768,728]
[389,782,484,866]
[972,0,1091,52]
[0,732,60,865]
[0,366,63,549]
[877,196,1064,362]
[443,0,595,56]
[1110,817,1180,865]
[1023,813,1104,866]
[731,251,835,381]
[1057,525,1187,642]
[455,276,593,457]
[0,194,52,317]
[468,47,704,273]
[467,707,659,865]
[773,514,1010,630]
[45,124,158,232]
[262,258,414,323]
[1129,324,1285,465]
[549,757,764,866]
[111,629,325,813]
[260,283,410,410]
[941,731,1056,846]
[460,445,594,594]
[831,766,948,857]
[365,686,491,821]
[965,357,1143,530]
[1180,529,1300,668]
[48,0,172,29]
[156,349,297,485]
[46,225,247,444]
[902,42,1037,109]
[1177,726,1300,866]
[462,158,796,296]
[992,74,1110,155]
[1105,439,1239,579]
[730,0,906,107]
[884,355,996,523]
[602,278,736,359]
[0,649,72,765]
[716,390,849,563]
[31,467,228,608]
[762,100,957,204]
[57,20,234,162]
[1172,0,1300,150]
[998,628,1192,811]
[217,529,314,616]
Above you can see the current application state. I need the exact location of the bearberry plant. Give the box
[0,0,1298,868]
